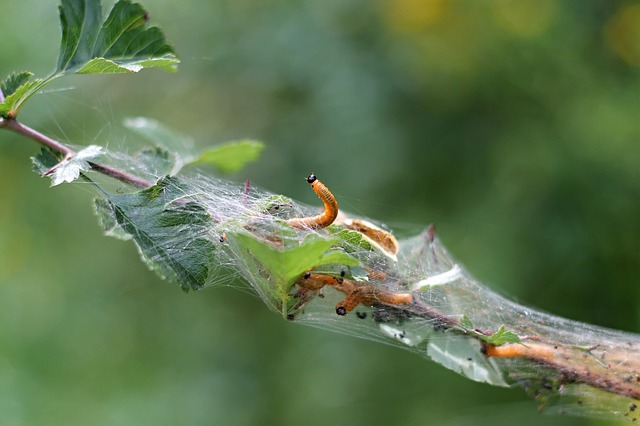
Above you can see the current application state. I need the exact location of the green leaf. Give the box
[332,228,374,253]
[124,117,192,150]
[0,72,43,118]
[50,145,103,186]
[57,0,179,74]
[123,118,265,174]
[32,148,62,175]
[94,198,132,241]
[75,56,179,74]
[458,318,520,347]
[96,176,216,291]
[123,116,193,174]
[193,140,265,173]
[483,325,521,346]
[460,315,474,330]
[57,0,101,72]
[32,145,104,185]
[251,195,295,217]
[134,146,174,177]
[1,71,33,97]
[230,232,359,303]
[2,1,178,117]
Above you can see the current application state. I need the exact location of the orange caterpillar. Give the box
[287,174,338,230]
[287,174,411,315]
[295,271,413,316]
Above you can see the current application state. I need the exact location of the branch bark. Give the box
[0,117,152,189]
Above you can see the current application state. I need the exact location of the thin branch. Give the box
[89,161,151,189]
[403,297,640,400]
[0,118,152,189]
[484,339,640,400]
[2,118,75,157]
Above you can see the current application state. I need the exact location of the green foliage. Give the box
[134,147,174,176]
[57,0,178,74]
[123,116,192,174]
[250,194,295,217]
[10,1,269,294]
[124,117,264,174]
[484,325,521,346]
[124,117,191,153]
[230,231,359,315]
[0,72,42,118]
[330,228,374,253]
[0,71,34,97]
[94,176,216,291]
[460,315,474,331]
[0,0,178,118]
[460,316,521,346]
[193,140,265,173]
[33,145,104,186]
[2,0,639,424]
[31,147,61,174]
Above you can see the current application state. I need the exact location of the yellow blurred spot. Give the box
[381,0,445,33]
[605,3,640,67]
[492,0,556,38]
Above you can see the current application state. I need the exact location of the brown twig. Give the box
[0,117,152,189]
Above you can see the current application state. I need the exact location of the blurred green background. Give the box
[1,0,638,425]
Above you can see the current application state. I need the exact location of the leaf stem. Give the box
[0,118,152,189]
